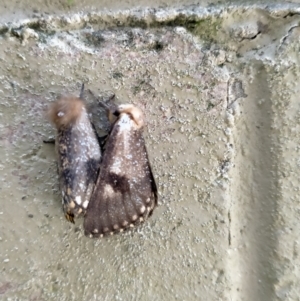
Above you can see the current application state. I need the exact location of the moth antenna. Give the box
[79,83,85,99]
[87,89,110,110]
[87,89,118,123]
[117,104,144,129]
[104,93,116,103]
[48,97,84,129]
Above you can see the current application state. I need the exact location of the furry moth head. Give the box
[48,96,101,223]
[48,97,84,128]
[84,103,157,238]
[114,104,144,129]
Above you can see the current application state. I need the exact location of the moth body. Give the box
[48,97,101,223]
[84,104,157,238]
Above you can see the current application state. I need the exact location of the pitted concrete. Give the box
[0,2,299,301]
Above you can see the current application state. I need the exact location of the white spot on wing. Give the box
[83,200,89,208]
[140,206,146,214]
[104,184,114,197]
[110,159,122,174]
[75,196,82,205]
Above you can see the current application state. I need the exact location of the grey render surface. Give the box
[0,1,299,300]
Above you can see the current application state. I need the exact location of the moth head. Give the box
[48,97,84,129]
[116,104,144,129]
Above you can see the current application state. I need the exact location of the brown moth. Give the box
[48,95,101,223]
[84,104,157,238]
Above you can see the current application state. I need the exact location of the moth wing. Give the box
[56,110,101,222]
[84,114,157,237]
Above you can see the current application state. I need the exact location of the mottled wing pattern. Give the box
[84,113,157,237]
[56,109,101,222]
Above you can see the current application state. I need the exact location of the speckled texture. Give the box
[50,97,101,222]
[84,106,157,237]
[0,3,299,301]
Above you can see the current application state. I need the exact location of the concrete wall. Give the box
[0,1,299,300]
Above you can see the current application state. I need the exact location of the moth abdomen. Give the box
[48,96,101,223]
[84,103,157,238]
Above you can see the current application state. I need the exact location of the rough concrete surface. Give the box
[0,1,299,301]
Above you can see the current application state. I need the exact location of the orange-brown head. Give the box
[116,104,144,129]
[48,97,84,129]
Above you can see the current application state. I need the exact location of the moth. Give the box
[84,103,158,238]
[48,92,101,223]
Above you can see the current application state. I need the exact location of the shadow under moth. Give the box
[48,89,157,238]
[48,95,101,223]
